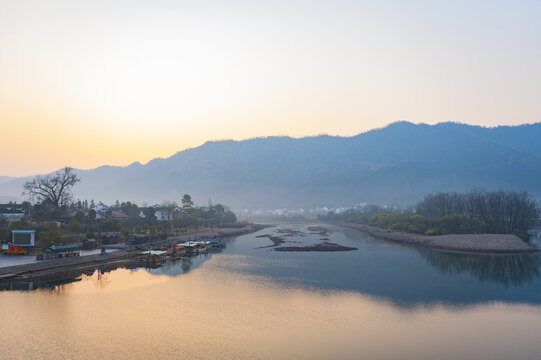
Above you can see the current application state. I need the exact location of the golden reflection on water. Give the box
[1,255,541,360]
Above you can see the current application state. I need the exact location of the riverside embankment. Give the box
[333,221,538,254]
[0,224,266,284]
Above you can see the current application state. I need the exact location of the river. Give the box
[1,223,541,359]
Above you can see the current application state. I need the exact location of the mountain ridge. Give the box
[1,121,541,209]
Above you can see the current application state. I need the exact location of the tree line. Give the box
[325,190,540,239]
[21,167,237,226]
[1,167,239,247]
[416,190,539,234]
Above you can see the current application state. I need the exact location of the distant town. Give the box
[1,197,238,250]
[0,168,238,256]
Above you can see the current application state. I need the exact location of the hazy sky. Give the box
[1,0,540,176]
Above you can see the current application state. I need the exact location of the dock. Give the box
[0,224,266,286]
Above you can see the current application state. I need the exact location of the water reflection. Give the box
[154,256,195,274]
[95,270,111,289]
[0,280,34,291]
[3,224,541,310]
[181,257,193,273]
[418,249,541,287]
[2,219,541,359]
[1,266,541,360]
[0,269,116,292]
[0,249,216,293]
[0,275,83,292]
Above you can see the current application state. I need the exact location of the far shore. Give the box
[0,224,267,285]
[333,221,539,254]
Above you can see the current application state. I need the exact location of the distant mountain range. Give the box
[0,176,16,185]
[2,121,541,209]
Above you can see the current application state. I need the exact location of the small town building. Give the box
[127,234,150,245]
[139,205,178,221]
[92,203,109,212]
[101,234,120,245]
[110,211,130,221]
[0,203,30,222]
[83,238,98,250]
[96,210,130,221]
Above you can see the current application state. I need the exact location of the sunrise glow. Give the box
[1,1,540,176]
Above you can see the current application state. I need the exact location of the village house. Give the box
[110,210,130,221]
[92,202,109,212]
[139,205,179,221]
[96,210,130,221]
[0,203,30,222]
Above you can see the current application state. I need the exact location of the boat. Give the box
[197,245,208,254]
[136,250,168,264]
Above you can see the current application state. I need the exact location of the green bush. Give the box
[331,211,491,236]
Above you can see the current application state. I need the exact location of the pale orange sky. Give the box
[1,1,540,176]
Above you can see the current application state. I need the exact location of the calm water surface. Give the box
[1,223,541,359]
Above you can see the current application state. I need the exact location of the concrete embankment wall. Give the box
[0,224,266,283]
[0,251,133,280]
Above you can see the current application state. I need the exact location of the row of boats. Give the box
[136,238,225,264]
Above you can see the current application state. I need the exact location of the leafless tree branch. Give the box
[23,167,80,207]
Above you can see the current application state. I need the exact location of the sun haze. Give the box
[1,0,540,176]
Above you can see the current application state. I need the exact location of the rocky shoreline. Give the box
[333,221,538,254]
[255,234,286,248]
[256,225,358,252]
[274,242,357,252]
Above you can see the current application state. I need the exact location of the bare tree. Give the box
[23,167,80,207]
[162,200,177,221]
[417,192,463,218]
[417,189,539,234]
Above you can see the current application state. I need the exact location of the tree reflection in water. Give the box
[418,249,541,286]
[95,270,111,289]
[156,256,193,274]
[181,257,193,273]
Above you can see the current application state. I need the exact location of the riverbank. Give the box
[0,223,266,285]
[333,221,538,254]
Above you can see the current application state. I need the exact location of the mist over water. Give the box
[2,224,541,359]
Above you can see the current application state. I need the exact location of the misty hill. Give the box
[1,121,541,209]
[0,176,15,185]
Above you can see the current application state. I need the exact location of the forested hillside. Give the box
[1,121,541,209]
